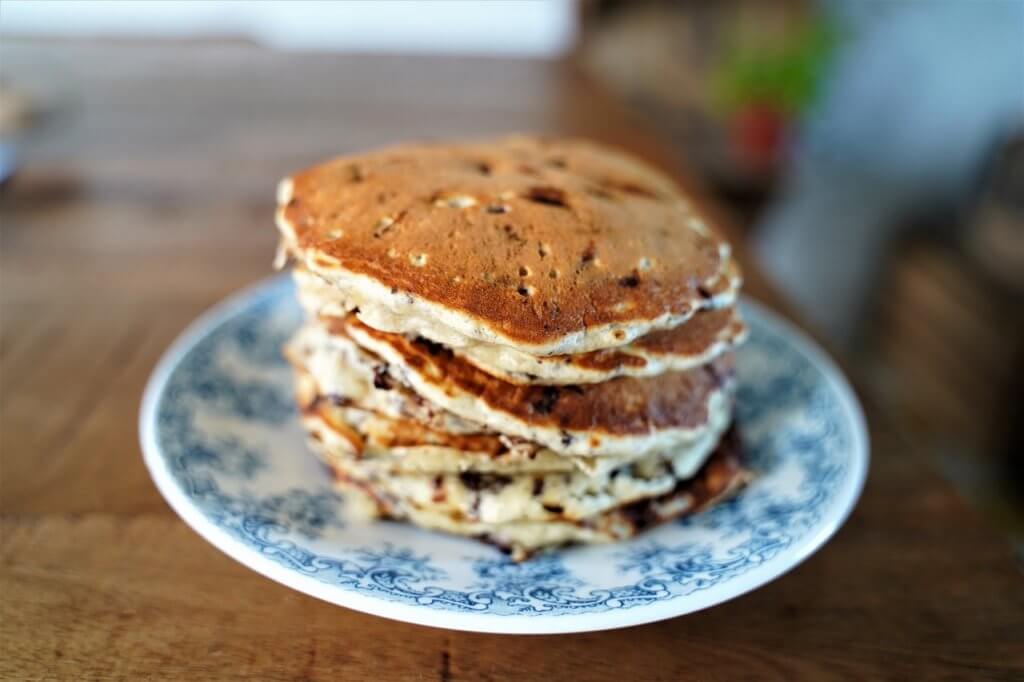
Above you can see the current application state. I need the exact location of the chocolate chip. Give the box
[532,478,544,496]
[560,431,573,446]
[619,274,640,288]
[618,499,658,531]
[531,386,560,415]
[503,224,525,243]
[372,366,392,390]
[542,503,564,514]
[415,336,445,356]
[459,472,511,491]
[581,241,596,264]
[697,285,713,299]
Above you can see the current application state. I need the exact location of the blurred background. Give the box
[2,1,1022,549]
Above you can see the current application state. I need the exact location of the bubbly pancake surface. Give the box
[278,136,740,355]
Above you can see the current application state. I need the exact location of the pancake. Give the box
[285,323,484,436]
[294,267,748,385]
[301,397,569,476]
[339,315,736,458]
[302,382,730,481]
[276,135,750,560]
[331,427,748,561]
[291,330,733,477]
[276,135,742,356]
[453,308,747,385]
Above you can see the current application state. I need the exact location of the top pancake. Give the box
[277,135,740,356]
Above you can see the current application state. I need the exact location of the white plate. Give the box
[140,276,868,634]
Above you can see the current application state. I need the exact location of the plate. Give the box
[140,276,868,634]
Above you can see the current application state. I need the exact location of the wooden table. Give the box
[2,41,1021,681]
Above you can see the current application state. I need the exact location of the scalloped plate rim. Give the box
[140,276,869,634]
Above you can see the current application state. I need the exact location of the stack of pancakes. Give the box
[276,136,750,560]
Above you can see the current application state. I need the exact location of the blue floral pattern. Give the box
[146,277,866,620]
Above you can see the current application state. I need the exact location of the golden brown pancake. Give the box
[276,135,750,559]
[339,314,736,457]
[290,323,734,469]
[277,135,741,356]
[284,330,487,436]
[302,392,516,459]
[300,378,731,477]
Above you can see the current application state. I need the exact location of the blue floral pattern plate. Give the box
[140,276,868,634]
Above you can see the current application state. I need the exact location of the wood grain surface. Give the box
[1,41,1022,681]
